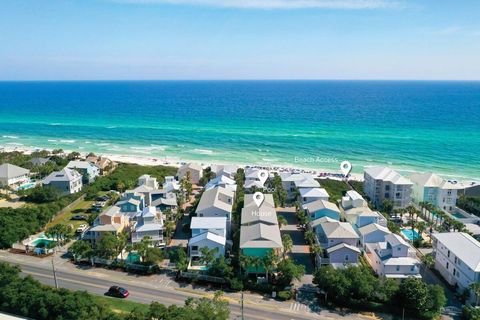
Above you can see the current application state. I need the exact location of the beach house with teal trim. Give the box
[410,172,460,213]
[303,200,340,221]
[66,160,99,184]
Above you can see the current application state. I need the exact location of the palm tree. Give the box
[470,282,480,306]
[416,221,427,239]
[277,216,288,229]
[421,254,435,277]
[262,249,280,281]
[115,232,128,260]
[282,234,293,258]
[382,199,394,216]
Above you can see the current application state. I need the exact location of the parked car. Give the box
[71,215,88,221]
[96,195,109,202]
[106,286,129,298]
[76,224,88,233]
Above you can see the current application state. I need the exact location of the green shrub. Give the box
[277,290,293,301]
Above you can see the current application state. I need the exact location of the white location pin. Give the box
[253,192,265,207]
[257,170,269,185]
[340,161,352,176]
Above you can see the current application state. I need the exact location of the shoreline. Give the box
[1,144,479,188]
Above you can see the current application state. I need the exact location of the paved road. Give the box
[0,254,373,320]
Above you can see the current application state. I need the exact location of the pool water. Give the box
[31,238,56,248]
[126,252,141,263]
[452,212,466,219]
[15,182,36,190]
[401,228,422,241]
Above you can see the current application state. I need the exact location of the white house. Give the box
[211,164,239,179]
[358,223,391,246]
[205,175,237,193]
[188,232,226,261]
[163,176,180,192]
[364,166,413,209]
[190,217,227,238]
[66,160,100,184]
[410,172,460,213]
[0,163,30,187]
[244,168,268,190]
[279,172,320,199]
[364,233,421,279]
[196,186,234,234]
[131,206,164,247]
[299,187,329,204]
[344,206,388,228]
[138,174,159,189]
[42,168,83,195]
[432,232,480,302]
[177,163,203,184]
[314,220,359,249]
[341,190,368,209]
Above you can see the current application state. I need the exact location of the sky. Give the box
[1,0,480,80]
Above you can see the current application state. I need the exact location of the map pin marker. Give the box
[253,192,265,207]
[340,161,352,177]
[257,170,268,186]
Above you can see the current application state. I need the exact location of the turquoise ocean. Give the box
[0,81,479,180]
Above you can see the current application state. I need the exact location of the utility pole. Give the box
[51,258,58,289]
[241,291,244,320]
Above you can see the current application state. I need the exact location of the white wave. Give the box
[47,139,59,143]
[6,142,24,146]
[2,135,19,139]
[130,145,167,151]
[84,141,92,144]
[60,139,76,144]
[193,148,215,155]
[95,143,110,146]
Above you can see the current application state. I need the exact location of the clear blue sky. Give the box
[1,0,479,80]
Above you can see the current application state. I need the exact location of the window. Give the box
[453,269,456,276]
[411,266,415,271]
[345,255,349,261]
[396,265,400,271]
[447,250,450,258]
[192,246,198,251]
[446,262,449,269]
[454,257,457,264]
[385,185,390,191]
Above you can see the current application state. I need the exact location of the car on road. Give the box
[76,224,88,233]
[106,286,129,298]
[71,215,88,221]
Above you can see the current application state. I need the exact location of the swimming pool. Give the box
[15,182,36,191]
[401,228,422,241]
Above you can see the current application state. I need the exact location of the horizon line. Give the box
[1,79,480,82]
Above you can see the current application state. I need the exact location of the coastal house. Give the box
[138,174,159,189]
[325,243,361,268]
[364,233,421,280]
[432,232,480,303]
[29,157,50,167]
[66,160,100,184]
[410,172,460,213]
[357,223,391,246]
[83,206,130,246]
[177,163,203,184]
[188,217,228,268]
[163,176,180,192]
[86,156,117,175]
[42,168,83,195]
[239,193,283,274]
[244,168,268,190]
[0,163,30,187]
[131,206,164,247]
[341,190,368,209]
[151,192,178,214]
[211,164,239,180]
[364,166,413,209]
[279,172,320,199]
[195,186,234,229]
[313,220,359,249]
[205,175,237,193]
[299,187,329,204]
[303,200,341,221]
[241,194,278,226]
[344,206,388,228]
[117,191,145,213]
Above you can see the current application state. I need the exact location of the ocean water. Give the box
[0,81,479,180]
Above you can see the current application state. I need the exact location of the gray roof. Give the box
[364,166,412,185]
[67,160,97,170]
[303,200,340,214]
[189,231,226,246]
[432,232,480,271]
[358,223,391,236]
[196,186,234,214]
[0,163,30,179]
[385,233,410,247]
[326,243,361,254]
[240,223,283,249]
[43,167,81,184]
[190,217,227,230]
[320,221,359,239]
[241,194,278,226]
[30,157,50,166]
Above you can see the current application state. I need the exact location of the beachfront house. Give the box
[29,157,50,167]
[118,191,144,213]
[364,166,413,209]
[211,164,239,180]
[0,163,30,188]
[303,200,341,221]
[163,176,180,192]
[177,163,203,184]
[299,187,329,204]
[196,186,234,234]
[357,223,392,246]
[364,233,421,280]
[279,172,320,199]
[42,168,83,195]
[241,194,278,226]
[131,206,164,247]
[86,156,117,175]
[66,160,100,184]
[410,172,460,213]
[205,175,237,193]
[243,168,268,190]
[138,174,159,189]
[341,190,368,209]
[432,232,480,303]
[83,206,130,246]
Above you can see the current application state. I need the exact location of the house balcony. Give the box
[131,233,164,245]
